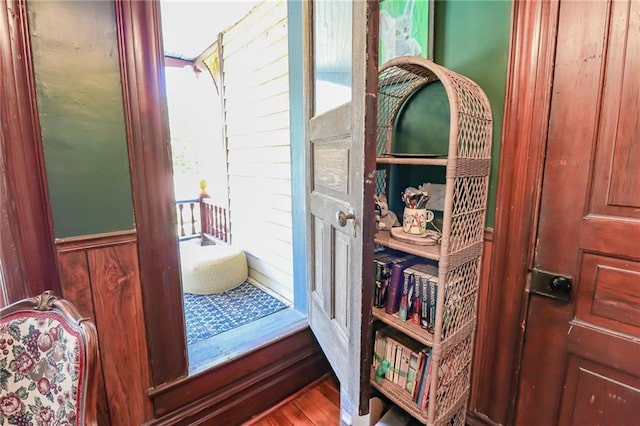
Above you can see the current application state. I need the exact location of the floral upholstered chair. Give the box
[0,291,98,425]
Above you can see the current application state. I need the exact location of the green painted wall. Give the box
[28,0,134,238]
[434,0,511,226]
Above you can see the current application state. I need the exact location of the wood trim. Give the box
[473,1,560,424]
[0,0,59,302]
[114,0,187,387]
[56,229,136,252]
[469,230,493,412]
[146,327,330,425]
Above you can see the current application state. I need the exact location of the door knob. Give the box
[550,276,572,294]
[530,269,572,302]
[336,210,355,227]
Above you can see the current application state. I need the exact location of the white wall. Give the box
[222,0,293,301]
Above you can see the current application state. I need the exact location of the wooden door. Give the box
[515,0,640,424]
[303,0,378,418]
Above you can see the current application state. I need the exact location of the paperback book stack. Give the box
[373,326,433,412]
[403,263,439,332]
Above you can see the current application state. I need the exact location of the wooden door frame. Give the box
[0,0,60,303]
[470,1,560,424]
[115,0,187,387]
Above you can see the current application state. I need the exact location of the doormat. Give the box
[183,282,287,345]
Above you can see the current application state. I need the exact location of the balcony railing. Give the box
[176,198,200,241]
[175,194,229,244]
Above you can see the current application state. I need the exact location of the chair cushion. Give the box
[0,312,84,425]
[181,245,248,295]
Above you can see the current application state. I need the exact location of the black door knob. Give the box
[550,276,572,294]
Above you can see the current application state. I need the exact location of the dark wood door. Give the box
[303,0,378,418]
[515,0,640,424]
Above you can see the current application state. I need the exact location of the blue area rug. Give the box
[183,282,287,345]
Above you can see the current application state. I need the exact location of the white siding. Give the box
[222,0,292,302]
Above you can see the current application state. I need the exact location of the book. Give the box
[386,331,397,383]
[409,275,422,326]
[373,252,392,308]
[385,257,419,314]
[416,351,433,412]
[428,275,439,332]
[397,270,414,321]
[406,348,426,397]
[393,342,402,385]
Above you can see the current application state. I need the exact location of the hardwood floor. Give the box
[243,375,340,425]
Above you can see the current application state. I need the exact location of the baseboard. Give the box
[146,326,330,425]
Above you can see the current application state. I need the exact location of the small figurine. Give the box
[374,194,400,231]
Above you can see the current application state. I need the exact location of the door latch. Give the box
[529,269,572,302]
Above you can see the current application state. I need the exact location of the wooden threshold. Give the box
[188,308,306,373]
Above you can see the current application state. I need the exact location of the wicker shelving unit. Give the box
[371,56,492,426]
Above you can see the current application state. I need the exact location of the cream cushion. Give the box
[181,245,248,294]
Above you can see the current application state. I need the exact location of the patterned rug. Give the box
[183,282,287,345]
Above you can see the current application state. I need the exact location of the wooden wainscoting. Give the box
[147,325,330,425]
[56,230,153,425]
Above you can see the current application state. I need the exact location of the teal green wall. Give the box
[28,0,134,238]
[434,0,511,226]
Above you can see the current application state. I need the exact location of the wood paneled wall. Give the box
[222,0,294,301]
[56,231,153,425]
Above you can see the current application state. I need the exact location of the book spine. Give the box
[405,349,422,396]
[398,271,413,321]
[418,352,432,412]
[386,335,395,382]
[428,276,438,332]
[373,259,384,308]
[420,277,429,329]
[411,350,425,401]
[420,354,432,413]
[409,273,423,325]
[397,344,410,389]
[385,263,406,314]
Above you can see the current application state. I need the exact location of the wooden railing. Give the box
[176,198,200,241]
[198,194,229,244]
[175,181,229,244]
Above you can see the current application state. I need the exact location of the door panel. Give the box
[304,0,378,416]
[558,356,640,426]
[516,0,640,424]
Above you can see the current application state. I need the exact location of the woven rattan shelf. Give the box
[376,155,448,166]
[371,56,492,426]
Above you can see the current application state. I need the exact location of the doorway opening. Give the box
[159,0,301,373]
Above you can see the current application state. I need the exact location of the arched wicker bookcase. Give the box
[371,56,492,425]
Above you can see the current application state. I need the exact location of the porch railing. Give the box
[175,192,229,244]
[176,198,200,241]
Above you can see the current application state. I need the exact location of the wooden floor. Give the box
[244,375,340,425]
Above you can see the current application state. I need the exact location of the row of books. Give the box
[374,250,439,331]
[373,326,433,412]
